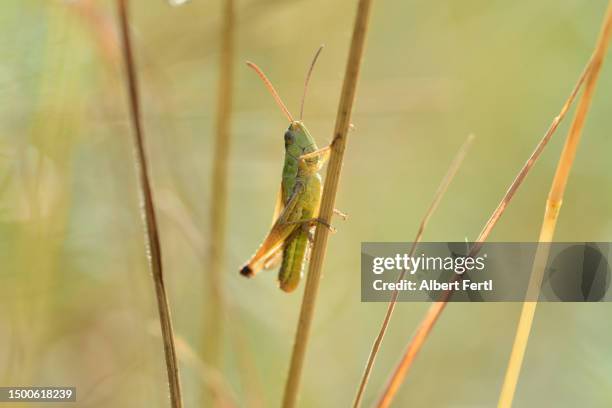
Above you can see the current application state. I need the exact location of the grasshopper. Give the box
[239,46,344,292]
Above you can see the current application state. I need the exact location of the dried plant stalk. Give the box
[498,2,612,407]
[281,0,374,406]
[116,1,183,407]
[204,0,235,384]
[352,134,474,408]
[375,41,597,408]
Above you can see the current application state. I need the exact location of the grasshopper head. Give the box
[285,121,317,157]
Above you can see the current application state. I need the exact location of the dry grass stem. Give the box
[204,0,235,390]
[352,134,474,408]
[116,1,183,407]
[281,0,375,406]
[498,2,612,406]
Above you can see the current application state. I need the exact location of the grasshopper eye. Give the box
[284,131,294,146]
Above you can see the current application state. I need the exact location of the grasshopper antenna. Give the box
[246,61,294,122]
[299,45,324,121]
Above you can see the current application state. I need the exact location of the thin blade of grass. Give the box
[352,134,474,408]
[497,2,612,407]
[116,1,183,407]
[281,0,374,406]
[375,37,597,408]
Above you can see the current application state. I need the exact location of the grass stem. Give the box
[204,0,235,393]
[116,1,183,407]
[281,0,374,406]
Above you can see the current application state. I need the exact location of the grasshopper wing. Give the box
[240,182,305,277]
[271,184,284,225]
[262,185,286,270]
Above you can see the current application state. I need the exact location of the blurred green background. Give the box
[1,0,612,407]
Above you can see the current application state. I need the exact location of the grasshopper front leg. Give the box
[299,145,331,173]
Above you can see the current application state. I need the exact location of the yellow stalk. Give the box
[281,0,375,406]
[498,2,612,406]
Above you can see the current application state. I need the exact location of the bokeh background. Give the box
[2,0,612,407]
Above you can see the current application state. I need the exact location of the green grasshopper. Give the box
[239,46,344,292]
